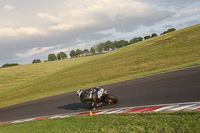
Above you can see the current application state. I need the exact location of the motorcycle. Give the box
[77,88,118,109]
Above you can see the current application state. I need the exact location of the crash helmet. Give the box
[76,90,83,97]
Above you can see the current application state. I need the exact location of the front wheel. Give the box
[103,94,118,104]
[85,101,95,109]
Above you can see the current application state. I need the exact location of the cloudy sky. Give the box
[0,0,200,66]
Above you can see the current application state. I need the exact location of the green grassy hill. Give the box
[0,24,200,107]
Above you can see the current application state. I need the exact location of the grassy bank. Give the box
[0,111,200,133]
[0,24,200,107]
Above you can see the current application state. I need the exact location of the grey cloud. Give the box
[163,24,174,28]
[140,0,200,9]
[79,33,113,42]
[150,29,156,33]
[93,8,174,33]
[185,19,200,26]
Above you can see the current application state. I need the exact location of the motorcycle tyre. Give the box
[85,102,95,110]
[103,94,118,104]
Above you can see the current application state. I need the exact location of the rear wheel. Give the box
[103,94,118,104]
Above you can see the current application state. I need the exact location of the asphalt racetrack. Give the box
[0,65,200,122]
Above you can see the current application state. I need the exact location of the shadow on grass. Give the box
[57,103,88,110]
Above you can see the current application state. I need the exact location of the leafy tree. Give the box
[70,50,76,58]
[138,37,143,41]
[60,52,67,59]
[57,53,61,60]
[102,43,106,51]
[76,49,83,57]
[90,47,96,55]
[130,38,135,44]
[151,33,158,38]
[97,43,103,53]
[144,35,151,40]
[117,40,129,48]
[130,37,143,44]
[113,41,119,49]
[48,53,57,61]
[104,41,114,51]
[83,49,90,55]
[110,42,116,50]
[160,31,167,35]
[167,28,176,32]
[32,59,41,63]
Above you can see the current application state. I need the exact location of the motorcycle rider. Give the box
[76,87,107,109]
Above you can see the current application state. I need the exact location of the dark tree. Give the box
[76,49,83,57]
[83,49,89,54]
[59,52,67,59]
[130,37,143,44]
[117,40,129,47]
[97,44,103,53]
[57,53,61,60]
[70,50,76,58]
[113,41,119,49]
[83,49,90,56]
[167,28,176,32]
[90,47,96,55]
[144,35,151,40]
[48,53,57,61]
[104,41,112,51]
[151,33,158,38]
[110,42,116,50]
[160,31,168,35]
[32,59,41,63]
[138,37,143,41]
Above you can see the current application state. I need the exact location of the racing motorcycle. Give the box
[76,87,118,109]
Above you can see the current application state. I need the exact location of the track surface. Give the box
[0,65,200,122]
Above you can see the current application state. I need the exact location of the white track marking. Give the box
[170,104,196,111]
[183,104,200,110]
[154,105,179,112]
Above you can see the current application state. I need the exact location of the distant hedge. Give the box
[2,63,19,68]
[161,28,176,35]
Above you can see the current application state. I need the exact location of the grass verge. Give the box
[0,111,200,133]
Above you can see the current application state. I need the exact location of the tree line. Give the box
[31,52,68,64]
[68,28,176,58]
[1,28,176,67]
